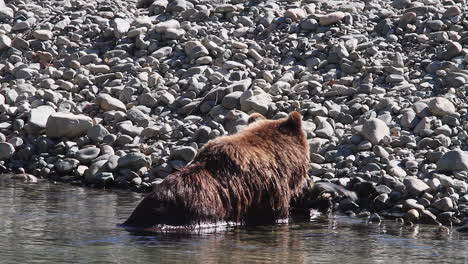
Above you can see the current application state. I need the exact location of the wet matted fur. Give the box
[123,112,310,229]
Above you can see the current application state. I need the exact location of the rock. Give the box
[284,8,307,21]
[437,150,468,172]
[32,30,53,40]
[437,41,462,60]
[404,209,419,222]
[55,158,80,174]
[170,146,197,163]
[443,6,461,17]
[403,199,425,211]
[403,177,430,196]
[0,142,15,159]
[319,11,346,26]
[432,197,454,212]
[0,5,13,20]
[127,107,150,127]
[428,97,456,116]
[0,34,11,50]
[241,93,272,116]
[221,91,242,109]
[26,105,56,134]
[361,119,390,144]
[155,19,180,32]
[95,94,127,112]
[118,153,150,170]
[95,172,114,185]
[11,173,37,183]
[75,147,101,164]
[87,125,110,143]
[84,160,108,183]
[301,18,319,31]
[314,116,333,138]
[113,18,130,38]
[45,113,93,138]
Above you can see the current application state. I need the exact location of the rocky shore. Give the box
[0,0,467,226]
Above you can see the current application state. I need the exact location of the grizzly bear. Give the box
[123,111,310,230]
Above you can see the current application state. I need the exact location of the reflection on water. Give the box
[0,178,467,264]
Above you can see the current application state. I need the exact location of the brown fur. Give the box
[123,112,310,229]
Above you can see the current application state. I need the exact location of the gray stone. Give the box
[0,142,14,159]
[432,197,454,212]
[0,4,13,20]
[155,19,180,32]
[319,11,346,26]
[84,160,108,182]
[403,176,430,196]
[437,41,462,60]
[87,125,110,143]
[46,113,93,138]
[221,91,242,109]
[118,153,150,170]
[314,116,333,138]
[26,105,56,134]
[300,18,318,31]
[55,158,80,174]
[428,97,456,116]
[113,18,130,38]
[95,94,127,112]
[0,34,11,50]
[184,40,209,59]
[106,155,120,171]
[32,30,53,40]
[437,150,468,172]
[75,147,101,164]
[361,118,390,144]
[119,123,143,137]
[403,199,425,211]
[95,172,114,184]
[443,6,461,17]
[170,146,197,163]
[127,107,150,127]
[241,93,272,115]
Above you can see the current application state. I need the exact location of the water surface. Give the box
[0,178,467,264]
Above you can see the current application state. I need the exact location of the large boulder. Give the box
[46,113,93,138]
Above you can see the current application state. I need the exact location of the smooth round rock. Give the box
[75,147,101,164]
[0,142,15,159]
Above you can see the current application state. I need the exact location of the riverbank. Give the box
[0,0,467,226]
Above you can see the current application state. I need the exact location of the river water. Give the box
[1,178,467,264]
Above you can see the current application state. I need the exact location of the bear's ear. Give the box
[281,111,303,131]
[248,113,266,124]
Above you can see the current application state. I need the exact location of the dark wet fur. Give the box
[123,112,309,229]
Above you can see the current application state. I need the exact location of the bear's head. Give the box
[245,111,307,145]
